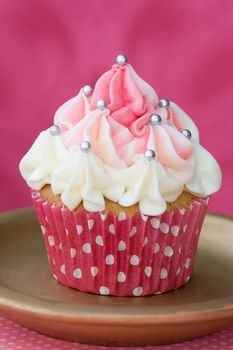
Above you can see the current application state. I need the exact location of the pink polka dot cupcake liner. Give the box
[32,192,209,296]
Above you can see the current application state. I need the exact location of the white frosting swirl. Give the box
[51,146,124,211]
[186,144,222,196]
[117,155,184,215]
[19,130,68,190]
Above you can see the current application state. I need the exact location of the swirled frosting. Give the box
[19,56,222,215]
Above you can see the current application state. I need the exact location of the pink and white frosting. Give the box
[19,57,222,215]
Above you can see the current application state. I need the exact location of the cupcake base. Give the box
[32,191,209,296]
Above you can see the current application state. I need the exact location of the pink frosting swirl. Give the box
[90,64,158,137]
[54,62,195,176]
[54,91,90,132]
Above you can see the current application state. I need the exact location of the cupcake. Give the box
[19,54,222,296]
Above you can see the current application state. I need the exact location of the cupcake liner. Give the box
[32,191,209,296]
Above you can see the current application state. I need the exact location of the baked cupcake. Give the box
[19,54,222,296]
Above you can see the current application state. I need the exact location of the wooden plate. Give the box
[0,208,232,346]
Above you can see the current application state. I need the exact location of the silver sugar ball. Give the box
[150,114,162,125]
[159,98,170,108]
[144,149,156,161]
[49,125,61,136]
[82,85,93,97]
[182,129,192,139]
[96,99,107,110]
[80,141,91,153]
[116,54,128,66]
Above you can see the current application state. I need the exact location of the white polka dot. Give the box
[105,254,114,265]
[141,213,148,221]
[118,212,126,221]
[59,242,63,250]
[65,228,69,235]
[70,248,76,258]
[117,272,126,282]
[145,266,152,277]
[160,223,169,234]
[101,213,107,220]
[91,266,98,277]
[176,267,181,275]
[186,276,191,283]
[32,191,39,198]
[154,242,160,253]
[171,225,180,236]
[185,257,190,269]
[95,235,104,246]
[40,225,46,234]
[88,219,94,230]
[179,208,185,215]
[109,224,115,234]
[160,268,168,279]
[100,286,110,295]
[73,268,82,279]
[143,236,149,247]
[118,240,126,251]
[48,235,55,246]
[150,218,160,229]
[154,290,162,295]
[82,243,91,253]
[164,246,174,257]
[76,224,83,235]
[179,246,183,254]
[60,264,66,274]
[130,226,137,236]
[130,255,140,265]
[183,224,187,233]
[52,273,57,280]
[133,287,143,296]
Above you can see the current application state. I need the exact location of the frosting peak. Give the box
[90,64,158,134]
[19,56,222,215]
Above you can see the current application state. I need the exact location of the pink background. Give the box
[0,0,233,215]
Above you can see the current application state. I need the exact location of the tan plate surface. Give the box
[0,208,232,346]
